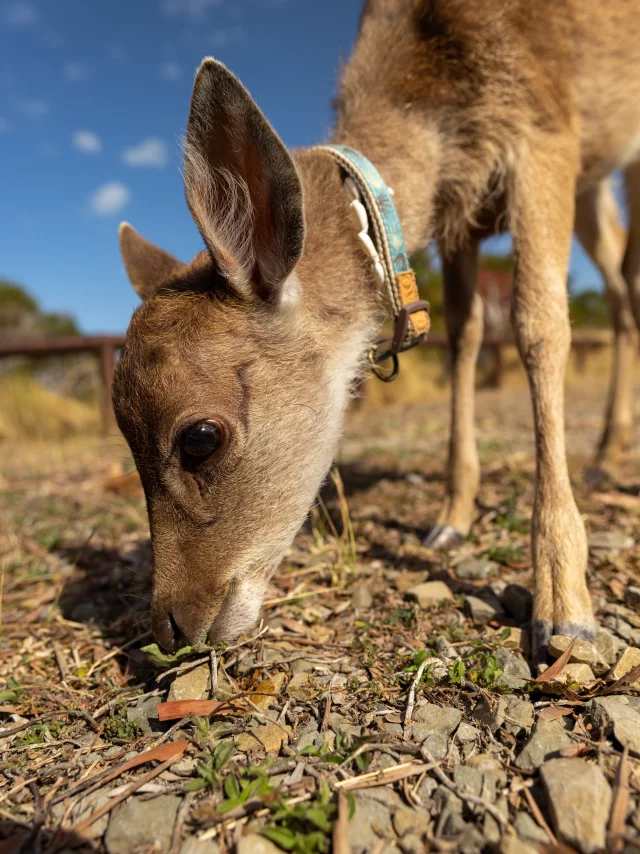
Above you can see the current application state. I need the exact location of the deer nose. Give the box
[151,601,213,652]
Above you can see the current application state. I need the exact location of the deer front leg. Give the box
[425,242,482,549]
[511,139,595,663]
[574,182,636,469]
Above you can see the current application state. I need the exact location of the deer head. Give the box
[114,59,378,651]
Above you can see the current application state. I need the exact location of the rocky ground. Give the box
[1,376,639,854]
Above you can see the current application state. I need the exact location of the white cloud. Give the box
[72,129,102,155]
[122,137,169,168]
[161,0,221,18]
[64,61,87,82]
[210,24,245,48]
[5,1,37,27]
[89,182,130,216]
[0,117,14,133]
[18,99,49,118]
[161,60,182,81]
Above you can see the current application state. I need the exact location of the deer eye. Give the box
[180,420,224,461]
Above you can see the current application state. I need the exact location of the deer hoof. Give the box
[532,620,596,667]
[423,524,465,550]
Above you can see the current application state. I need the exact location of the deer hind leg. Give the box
[425,242,482,549]
[511,136,594,663]
[574,181,636,467]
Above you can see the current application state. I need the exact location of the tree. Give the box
[0,278,79,336]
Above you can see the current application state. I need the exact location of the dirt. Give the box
[1,376,639,853]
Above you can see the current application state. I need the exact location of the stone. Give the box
[594,627,622,665]
[613,718,640,755]
[73,789,112,838]
[237,835,282,854]
[393,807,432,838]
[514,811,551,844]
[394,570,430,593]
[405,581,453,609]
[236,723,290,755]
[588,531,635,551]
[557,663,597,685]
[453,765,483,797]
[348,790,403,853]
[500,837,540,854]
[626,586,640,607]
[413,702,462,735]
[293,722,318,752]
[286,672,322,701]
[435,636,459,658]
[496,648,532,690]
[455,722,480,743]
[473,696,507,733]
[181,839,220,854]
[455,558,498,580]
[515,719,573,771]
[540,758,612,854]
[351,582,373,610]
[607,647,640,688]
[503,626,531,657]
[418,731,450,760]
[171,756,198,777]
[465,595,501,626]
[127,695,163,735]
[105,795,180,854]
[547,635,608,675]
[501,584,534,623]
[504,698,535,735]
[168,663,210,702]
[589,696,640,732]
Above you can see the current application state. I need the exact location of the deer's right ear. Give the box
[184,58,305,304]
[118,222,183,301]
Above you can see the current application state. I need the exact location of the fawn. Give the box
[115,0,640,662]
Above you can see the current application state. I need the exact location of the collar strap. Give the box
[312,145,430,366]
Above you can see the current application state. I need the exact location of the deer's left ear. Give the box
[119,222,183,301]
[184,58,305,304]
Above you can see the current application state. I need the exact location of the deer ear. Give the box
[119,222,183,301]
[184,58,305,304]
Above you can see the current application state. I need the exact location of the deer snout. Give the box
[151,596,218,652]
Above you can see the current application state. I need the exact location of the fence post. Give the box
[98,343,116,432]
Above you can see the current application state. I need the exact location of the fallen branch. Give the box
[335,761,436,792]
[404,659,429,735]
[607,747,630,854]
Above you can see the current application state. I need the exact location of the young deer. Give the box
[115,0,640,662]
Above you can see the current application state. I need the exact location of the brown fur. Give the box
[115,0,640,659]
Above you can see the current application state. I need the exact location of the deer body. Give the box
[115,0,640,661]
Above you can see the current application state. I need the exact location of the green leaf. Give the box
[140,643,195,668]
[262,827,297,850]
[186,777,207,792]
[217,795,245,813]
[224,774,240,800]
[214,741,237,771]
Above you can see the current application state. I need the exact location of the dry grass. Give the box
[0,373,100,442]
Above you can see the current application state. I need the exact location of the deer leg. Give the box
[574,181,636,468]
[623,162,640,333]
[425,242,482,549]
[511,138,594,663]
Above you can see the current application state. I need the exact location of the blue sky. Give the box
[1,0,604,333]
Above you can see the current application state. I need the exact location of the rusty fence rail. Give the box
[0,332,610,430]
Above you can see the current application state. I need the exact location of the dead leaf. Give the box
[98,740,189,786]
[559,743,590,758]
[535,638,576,683]
[157,699,248,721]
[538,706,570,722]
[603,663,640,694]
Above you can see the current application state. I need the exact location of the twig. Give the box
[209,649,218,698]
[52,642,69,682]
[523,784,556,844]
[404,659,428,735]
[333,791,350,854]
[335,762,436,791]
[320,687,332,733]
[169,790,194,853]
[420,745,510,830]
[607,747,630,854]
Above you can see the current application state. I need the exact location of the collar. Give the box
[312,144,430,380]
